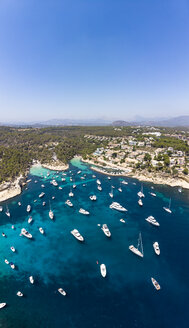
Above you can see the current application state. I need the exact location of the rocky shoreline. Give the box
[41,161,69,171]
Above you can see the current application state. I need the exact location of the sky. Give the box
[0,0,189,122]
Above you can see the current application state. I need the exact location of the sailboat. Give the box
[137,184,145,198]
[109,186,113,198]
[5,205,10,217]
[163,198,172,213]
[129,232,144,258]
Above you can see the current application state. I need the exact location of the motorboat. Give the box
[2,232,6,237]
[42,201,46,206]
[10,262,15,269]
[107,176,111,180]
[120,218,125,223]
[109,186,113,198]
[11,225,15,230]
[39,192,45,198]
[5,206,10,217]
[109,202,127,212]
[138,199,143,206]
[10,246,16,252]
[29,276,34,284]
[153,242,160,255]
[121,180,128,185]
[151,277,161,290]
[92,175,96,178]
[89,195,97,201]
[28,216,33,224]
[52,196,55,200]
[77,170,81,174]
[0,303,6,309]
[149,192,156,197]
[58,186,62,190]
[65,200,73,207]
[145,216,160,226]
[52,180,58,186]
[163,198,172,214]
[18,202,21,206]
[69,191,74,197]
[100,264,106,277]
[21,228,32,239]
[58,288,66,296]
[101,224,111,237]
[129,233,144,258]
[79,208,89,215]
[70,229,84,242]
[61,178,66,182]
[118,187,122,192]
[5,259,9,264]
[97,185,102,191]
[73,184,76,189]
[41,184,45,188]
[96,179,101,185]
[0,206,3,212]
[17,291,23,297]
[39,227,44,234]
[49,209,54,219]
[26,205,31,213]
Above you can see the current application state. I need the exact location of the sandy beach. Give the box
[41,161,69,171]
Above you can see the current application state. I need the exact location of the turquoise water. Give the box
[0,158,189,328]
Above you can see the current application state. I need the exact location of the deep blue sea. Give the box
[0,158,189,328]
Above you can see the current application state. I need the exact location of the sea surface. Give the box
[0,158,189,328]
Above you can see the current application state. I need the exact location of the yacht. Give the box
[79,208,89,215]
[0,206,3,212]
[101,224,111,237]
[18,202,21,206]
[121,180,128,185]
[5,206,10,217]
[145,216,160,226]
[39,227,44,234]
[151,277,161,290]
[5,259,9,264]
[65,199,73,207]
[51,180,58,186]
[17,291,23,297]
[100,264,107,277]
[21,228,32,239]
[28,216,33,224]
[129,233,144,258]
[138,199,143,206]
[89,195,97,201]
[10,262,15,269]
[70,229,84,242]
[163,198,172,214]
[109,202,127,212]
[137,184,145,198]
[120,218,125,223]
[49,209,54,219]
[10,246,16,252]
[118,187,122,192]
[58,288,66,296]
[97,185,102,191]
[0,303,6,309]
[27,205,31,213]
[29,276,34,284]
[96,179,101,185]
[153,242,160,255]
[39,192,45,198]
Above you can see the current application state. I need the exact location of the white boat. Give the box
[151,277,161,290]
[28,216,33,224]
[109,186,113,198]
[79,208,89,215]
[39,192,45,198]
[118,187,122,192]
[0,206,3,212]
[5,259,9,264]
[100,264,106,277]
[146,216,160,226]
[65,199,73,207]
[163,198,172,214]
[61,178,66,182]
[138,199,143,206]
[17,291,23,297]
[77,170,81,174]
[10,246,16,252]
[29,276,34,284]
[52,196,55,200]
[129,233,144,258]
[0,303,6,309]
[18,202,21,206]
[41,184,45,188]
[107,176,111,180]
[69,190,74,197]
[52,180,58,186]
[11,225,15,229]
[137,184,145,198]
[5,205,10,217]
[92,175,96,178]
[96,179,101,185]
[70,229,84,242]
[58,288,66,296]
[58,186,62,190]
[39,227,44,234]
[49,210,54,219]
[101,224,111,237]
[2,232,6,237]
[97,185,102,191]
[120,218,125,223]
[109,202,127,212]
[26,205,31,213]
[89,195,97,201]
[178,187,182,193]
[149,192,156,197]
[73,184,76,189]
[21,228,32,239]
[153,242,160,255]
[10,262,15,269]
[42,201,46,206]
[121,180,128,185]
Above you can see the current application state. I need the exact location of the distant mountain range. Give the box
[1,115,189,127]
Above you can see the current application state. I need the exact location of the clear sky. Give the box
[0,0,189,122]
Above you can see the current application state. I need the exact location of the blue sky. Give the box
[0,0,189,122]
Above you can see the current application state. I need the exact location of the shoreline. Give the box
[82,157,189,190]
[41,161,69,171]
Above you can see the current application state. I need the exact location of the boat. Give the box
[129,232,144,258]
[26,205,31,213]
[29,276,34,284]
[49,201,54,219]
[10,246,16,252]
[52,180,58,186]
[39,227,44,234]
[10,262,15,269]
[97,185,102,191]
[146,216,160,226]
[42,201,46,206]
[5,259,9,264]
[89,195,97,201]
[5,205,10,217]
[178,187,182,193]
[121,180,128,185]
[58,288,66,296]
[69,188,74,197]
[153,242,160,255]
[17,291,23,297]
[109,202,127,212]
[118,187,122,192]
[2,232,6,237]
[120,218,125,223]
[11,225,15,230]
[96,179,101,185]
[28,216,33,224]
[150,192,156,197]
[151,277,161,290]
[52,196,55,200]
[137,184,145,198]
[70,229,84,242]
[65,199,73,207]
[138,198,143,206]
[100,264,106,277]
[163,198,172,214]
[41,184,45,188]
[0,206,3,212]
[21,228,32,239]
[18,202,21,206]
[92,175,96,178]
[39,192,45,198]
[107,176,111,180]
[0,303,6,309]
[109,186,113,198]
[58,186,62,190]
[73,184,76,189]
[101,224,111,237]
[79,208,89,215]
[61,178,66,182]
[77,170,81,174]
